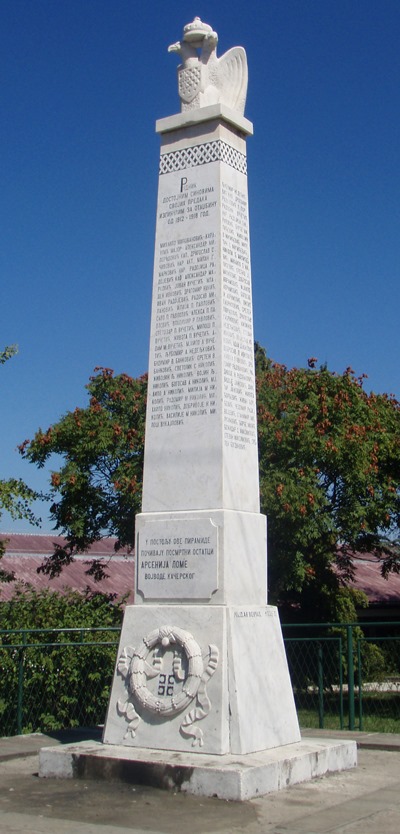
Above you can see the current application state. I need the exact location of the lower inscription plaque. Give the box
[137,518,218,600]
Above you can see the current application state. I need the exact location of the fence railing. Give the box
[282,621,400,733]
[1,621,399,737]
[0,626,120,737]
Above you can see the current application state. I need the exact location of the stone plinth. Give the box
[39,737,357,801]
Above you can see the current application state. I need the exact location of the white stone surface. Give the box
[135,509,267,606]
[39,737,357,801]
[136,515,219,601]
[168,18,248,116]
[156,103,253,136]
[228,606,301,754]
[103,604,300,756]
[137,108,269,617]
[103,604,230,755]
[142,116,260,517]
[103,106,302,763]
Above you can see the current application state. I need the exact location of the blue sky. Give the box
[1,0,399,532]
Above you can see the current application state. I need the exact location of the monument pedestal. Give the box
[102,604,300,755]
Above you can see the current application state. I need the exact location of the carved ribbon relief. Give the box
[117,624,219,747]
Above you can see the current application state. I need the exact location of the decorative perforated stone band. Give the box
[159,139,247,175]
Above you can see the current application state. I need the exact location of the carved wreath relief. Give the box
[117,625,219,747]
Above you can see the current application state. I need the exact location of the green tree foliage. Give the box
[19,352,400,618]
[19,368,147,578]
[1,345,40,581]
[0,585,124,734]
[0,583,124,630]
[0,480,40,577]
[0,344,18,365]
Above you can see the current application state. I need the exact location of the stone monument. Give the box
[103,14,300,756]
[39,18,357,798]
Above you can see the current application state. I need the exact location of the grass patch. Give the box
[295,691,400,733]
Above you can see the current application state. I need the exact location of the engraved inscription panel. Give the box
[149,173,218,431]
[221,179,257,452]
[137,518,218,600]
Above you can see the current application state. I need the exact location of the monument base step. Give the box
[39,737,357,801]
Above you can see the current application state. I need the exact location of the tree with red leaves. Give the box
[255,344,400,619]
[19,368,147,580]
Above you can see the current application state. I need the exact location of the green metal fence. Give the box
[0,626,120,736]
[1,622,400,737]
[282,621,400,733]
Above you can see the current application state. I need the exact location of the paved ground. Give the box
[1,730,400,833]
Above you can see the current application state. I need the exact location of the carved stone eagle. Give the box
[168,17,248,115]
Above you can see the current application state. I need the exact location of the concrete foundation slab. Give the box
[39,737,357,801]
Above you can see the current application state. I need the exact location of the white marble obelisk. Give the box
[103,17,300,755]
[40,19,357,798]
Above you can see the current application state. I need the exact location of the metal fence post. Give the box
[317,643,324,728]
[339,637,344,730]
[17,632,27,735]
[347,625,355,730]
[357,638,363,731]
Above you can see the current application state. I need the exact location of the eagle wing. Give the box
[209,46,248,115]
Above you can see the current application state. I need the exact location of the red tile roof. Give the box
[1,535,399,610]
[348,556,400,607]
[3,533,131,557]
[0,533,134,603]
